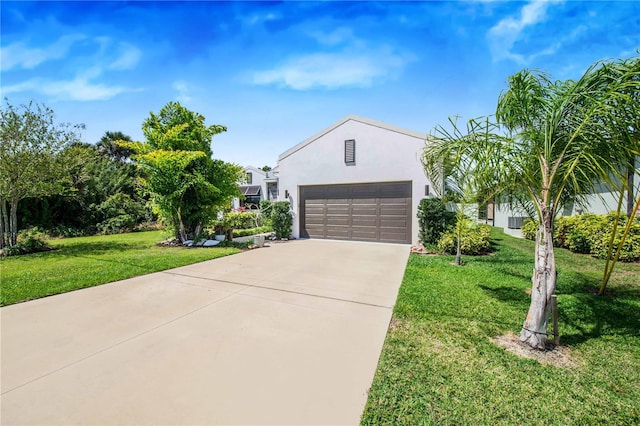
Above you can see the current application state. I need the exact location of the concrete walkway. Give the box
[1,239,409,425]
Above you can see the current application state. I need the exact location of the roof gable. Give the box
[278,115,428,161]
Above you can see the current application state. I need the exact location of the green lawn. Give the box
[362,229,640,425]
[0,231,240,306]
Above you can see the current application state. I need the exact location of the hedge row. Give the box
[522,212,640,262]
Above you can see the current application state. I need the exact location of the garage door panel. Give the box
[351,228,378,240]
[380,197,410,205]
[380,218,408,228]
[305,206,325,215]
[306,226,326,238]
[352,206,377,215]
[352,216,377,227]
[326,226,350,238]
[326,207,350,216]
[300,182,411,244]
[305,216,326,225]
[327,216,350,226]
[380,206,408,216]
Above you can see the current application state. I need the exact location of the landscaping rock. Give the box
[183,240,194,247]
[203,239,220,247]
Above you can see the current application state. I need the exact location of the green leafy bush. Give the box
[259,199,273,217]
[232,225,272,238]
[524,212,640,262]
[521,218,538,240]
[437,223,492,255]
[224,211,261,230]
[591,214,640,262]
[96,193,147,234]
[417,198,455,246]
[271,201,293,239]
[2,228,51,257]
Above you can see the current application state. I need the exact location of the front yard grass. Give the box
[0,230,240,306]
[362,228,640,425]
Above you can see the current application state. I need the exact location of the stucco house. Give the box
[233,165,279,210]
[274,115,433,244]
[481,166,639,237]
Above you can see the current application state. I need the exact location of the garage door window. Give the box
[345,139,355,165]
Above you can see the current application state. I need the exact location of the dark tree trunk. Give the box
[10,198,19,246]
[0,198,7,249]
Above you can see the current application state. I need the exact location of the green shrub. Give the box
[271,201,293,239]
[96,193,147,234]
[566,230,591,254]
[259,199,273,217]
[437,223,492,255]
[232,225,272,238]
[417,198,454,246]
[2,228,51,257]
[225,211,261,229]
[592,214,640,262]
[521,218,538,240]
[538,212,640,262]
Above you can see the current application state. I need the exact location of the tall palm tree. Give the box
[423,57,639,349]
[97,131,133,162]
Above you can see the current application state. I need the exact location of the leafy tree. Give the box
[0,100,83,248]
[424,57,639,349]
[261,165,272,172]
[122,101,243,241]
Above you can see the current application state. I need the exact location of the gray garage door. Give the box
[299,182,412,244]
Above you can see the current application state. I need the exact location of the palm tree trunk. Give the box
[627,157,635,217]
[520,211,556,350]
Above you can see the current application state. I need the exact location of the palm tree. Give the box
[424,57,639,349]
[97,131,133,162]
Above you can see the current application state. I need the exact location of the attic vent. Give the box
[345,139,355,165]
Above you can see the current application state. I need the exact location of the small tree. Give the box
[0,100,82,248]
[425,57,639,349]
[271,201,292,239]
[122,102,243,242]
[417,197,451,246]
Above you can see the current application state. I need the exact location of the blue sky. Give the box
[2,1,638,168]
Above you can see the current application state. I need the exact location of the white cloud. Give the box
[1,73,138,101]
[252,46,413,90]
[109,43,142,70]
[487,0,563,63]
[0,34,86,71]
[172,80,193,103]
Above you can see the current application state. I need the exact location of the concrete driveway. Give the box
[1,239,409,425]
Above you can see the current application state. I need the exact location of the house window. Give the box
[508,216,527,229]
[246,172,252,184]
[345,139,355,165]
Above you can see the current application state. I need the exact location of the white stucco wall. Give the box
[277,116,433,244]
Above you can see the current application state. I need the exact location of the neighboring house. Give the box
[275,115,433,244]
[233,165,279,210]
[483,166,640,237]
